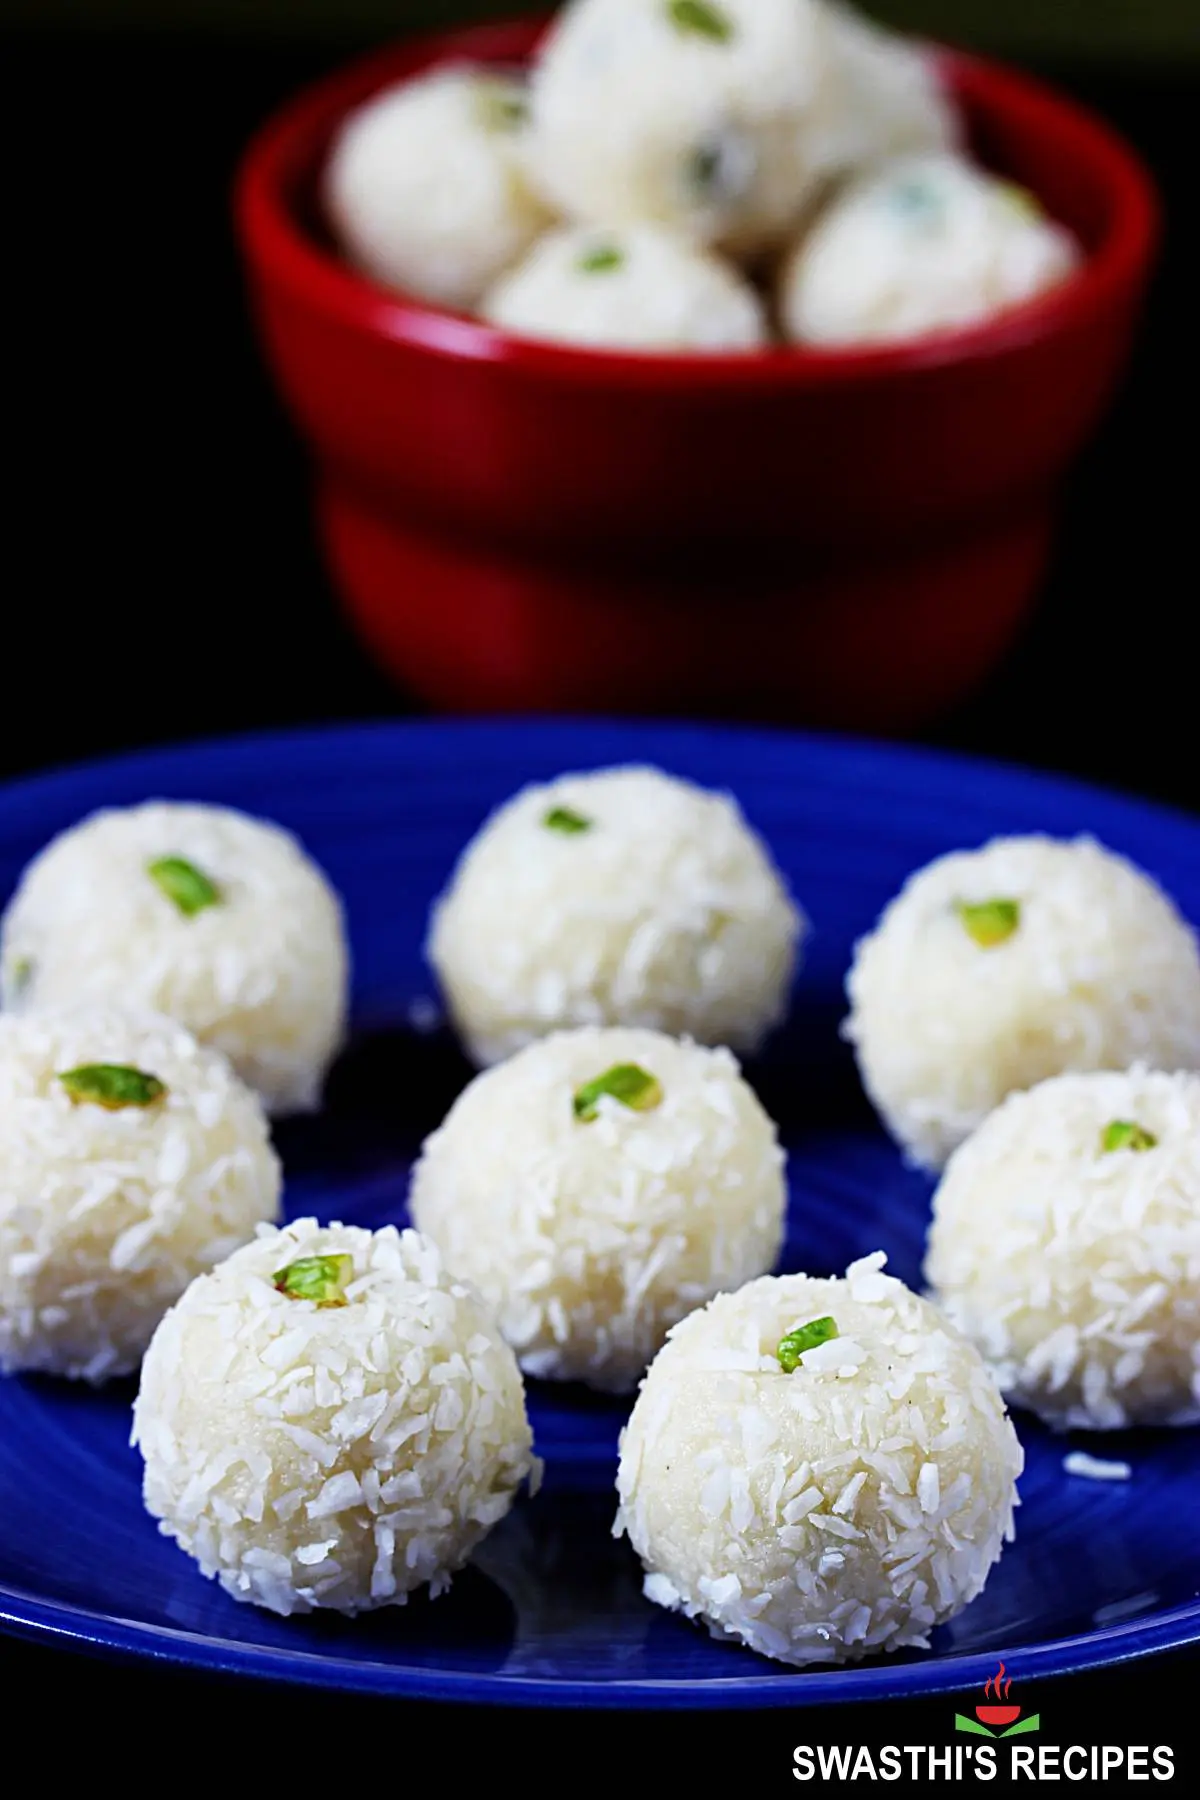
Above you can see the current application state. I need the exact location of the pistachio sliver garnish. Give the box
[1100,1119,1158,1155]
[273,1253,354,1307]
[7,956,34,1000]
[688,139,724,195]
[667,0,734,43]
[777,1316,838,1373]
[890,178,942,219]
[544,805,592,835]
[58,1064,166,1110]
[995,179,1043,221]
[147,855,222,917]
[578,243,624,274]
[956,898,1020,948]
[574,1063,663,1122]
[476,79,529,133]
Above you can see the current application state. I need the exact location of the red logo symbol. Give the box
[955,1660,1040,1738]
[976,1661,1021,1729]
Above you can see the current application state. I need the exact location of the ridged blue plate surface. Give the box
[1,719,1198,1706]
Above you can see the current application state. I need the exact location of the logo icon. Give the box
[955,1662,1040,1739]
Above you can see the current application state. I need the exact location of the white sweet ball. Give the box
[780,153,1081,347]
[482,224,768,353]
[808,3,959,183]
[844,836,1200,1170]
[410,1027,787,1391]
[428,766,803,1066]
[134,1220,537,1617]
[926,1069,1200,1431]
[1,802,349,1116]
[324,65,551,310]
[0,1006,280,1382]
[526,0,830,257]
[616,1253,1022,1667]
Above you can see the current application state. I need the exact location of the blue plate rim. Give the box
[1,715,1198,1706]
[2,1584,1198,1707]
[1,713,1195,839]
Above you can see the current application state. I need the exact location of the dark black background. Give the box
[2,26,1198,1780]
[3,34,1197,802]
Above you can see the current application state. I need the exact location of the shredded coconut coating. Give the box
[133,1220,537,1617]
[844,835,1200,1169]
[324,65,551,309]
[410,1027,787,1391]
[1062,1452,1131,1482]
[780,152,1080,347]
[482,223,767,353]
[926,1069,1200,1431]
[1,801,349,1115]
[0,1006,280,1381]
[428,765,803,1067]
[615,1254,1022,1667]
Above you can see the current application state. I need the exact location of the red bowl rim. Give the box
[234,12,1161,391]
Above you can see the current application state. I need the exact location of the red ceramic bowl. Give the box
[235,16,1158,730]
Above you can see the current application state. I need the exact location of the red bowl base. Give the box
[976,1705,1023,1728]
[320,483,1053,732]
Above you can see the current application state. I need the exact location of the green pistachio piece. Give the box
[688,139,724,195]
[777,1316,839,1373]
[476,80,529,133]
[58,1064,166,1110]
[147,856,221,917]
[956,898,1021,948]
[7,956,34,1000]
[667,0,734,43]
[574,1063,663,1122]
[273,1253,354,1307]
[578,243,625,274]
[544,806,592,835]
[1100,1119,1158,1155]
[995,180,1043,221]
[890,178,943,219]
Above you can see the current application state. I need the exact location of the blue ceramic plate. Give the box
[1,720,1198,1707]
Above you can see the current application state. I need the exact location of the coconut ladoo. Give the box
[525,0,831,258]
[780,153,1080,347]
[134,1220,538,1616]
[482,223,767,352]
[1,801,349,1115]
[428,765,803,1067]
[615,1254,1022,1667]
[410,1026,787,1391]
[926,1068,1200,1430]
[0,1006,280,1382]
[844,835,1200,1169]
[324,65,550,309]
